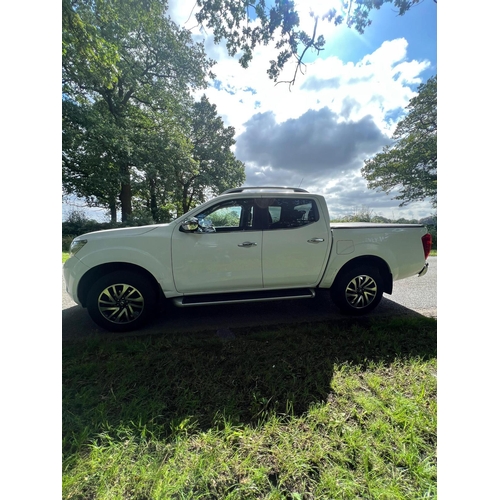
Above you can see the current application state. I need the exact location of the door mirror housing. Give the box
[180,217,199,232]
[180,217,216,233]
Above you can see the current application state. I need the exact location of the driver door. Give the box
[171,198,263,293]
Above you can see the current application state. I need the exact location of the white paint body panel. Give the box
[171,229,263,293]
[262,221,331,287]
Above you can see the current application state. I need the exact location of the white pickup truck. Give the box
[63,187,432,331]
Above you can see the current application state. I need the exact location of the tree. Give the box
[107,96,246,222]
[146,95,246,216]
[130,118,197,221]
[177,95,246,213]
[62,99,124,222]
[361,75,437,207]
[195,0,436,86]
[62,0,213,221]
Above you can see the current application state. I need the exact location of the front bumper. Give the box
[418,262,429,277]
[62,256,88,306]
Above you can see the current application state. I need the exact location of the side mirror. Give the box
[180,217,199,232]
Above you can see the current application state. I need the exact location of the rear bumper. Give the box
[418,262,429,277]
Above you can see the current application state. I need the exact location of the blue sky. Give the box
[326,1,437,73]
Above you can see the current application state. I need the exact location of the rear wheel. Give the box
[87,271,157,332]
[332,266,384,315]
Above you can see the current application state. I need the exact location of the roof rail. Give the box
[222,186,309,194]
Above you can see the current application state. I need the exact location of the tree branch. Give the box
[275,16,322,91]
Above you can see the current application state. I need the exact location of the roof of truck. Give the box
[222,186,309,194]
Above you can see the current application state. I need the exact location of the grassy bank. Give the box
[63,316,437,499]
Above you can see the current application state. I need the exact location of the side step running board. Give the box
[173,288,316,307]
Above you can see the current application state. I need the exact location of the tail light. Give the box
[421,233,432,259]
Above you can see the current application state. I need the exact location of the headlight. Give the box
[69,239,87,256]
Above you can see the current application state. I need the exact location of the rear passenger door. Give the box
[261,197,331,288]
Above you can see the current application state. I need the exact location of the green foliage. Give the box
[62,209,163,250]
[63,1,246,223]
[62,236,74,252]
[362,76,437,207]
[207,209,241,227]
[179,95,246,213]
[62,210,114,250]
[62,210,111,236]
[62,0,220,222]
[195,0,435,84]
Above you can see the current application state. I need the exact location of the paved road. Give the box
[62,256,436,341]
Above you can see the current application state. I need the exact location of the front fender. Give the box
[78,244,175,296]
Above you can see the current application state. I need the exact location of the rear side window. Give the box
[262,198,319,230]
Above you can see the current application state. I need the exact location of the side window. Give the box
[265,198,319,230]
[185,197,319,233]
[193,199,255,232]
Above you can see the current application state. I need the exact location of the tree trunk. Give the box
[109,199,117,223]
[120,183,132,222]
[119,165,132,222]
[149,177,158,222]
[182,184,190,214]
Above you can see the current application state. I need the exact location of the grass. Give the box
[63,316,437,499]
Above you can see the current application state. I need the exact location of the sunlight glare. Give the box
[294,0,355,52]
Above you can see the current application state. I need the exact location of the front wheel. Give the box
[87,271,157,332]
[331,266,384,315]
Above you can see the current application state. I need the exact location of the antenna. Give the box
[298,177,304,188]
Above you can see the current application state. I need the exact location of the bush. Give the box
[62,209,163,251]
[63,210,115,251]
[62,235,74,252]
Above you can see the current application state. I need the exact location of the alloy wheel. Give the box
[97,283,145,324]
[345,274,378,309]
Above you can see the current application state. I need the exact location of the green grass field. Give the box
[63,316,437,499]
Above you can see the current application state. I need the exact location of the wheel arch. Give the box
[334,256,393,294]
[77,262,161,307]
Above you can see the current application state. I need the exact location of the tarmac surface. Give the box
[62,257,436,341]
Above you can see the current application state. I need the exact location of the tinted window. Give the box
[263,198,318,229]
[191,197,318,232]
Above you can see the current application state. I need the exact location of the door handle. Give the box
[307,238,324,243]
[238,241,257,247]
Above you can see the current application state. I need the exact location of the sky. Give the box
[164,0,438,221]
[62,0,437,222]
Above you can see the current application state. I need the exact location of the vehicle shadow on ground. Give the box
[62,290,433,342]
[63,294,437,449]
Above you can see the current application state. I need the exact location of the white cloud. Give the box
[186,32,433,218]
[139,2,435,220]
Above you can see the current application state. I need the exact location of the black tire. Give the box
[331,265,384,315]
[86,270,157,332]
